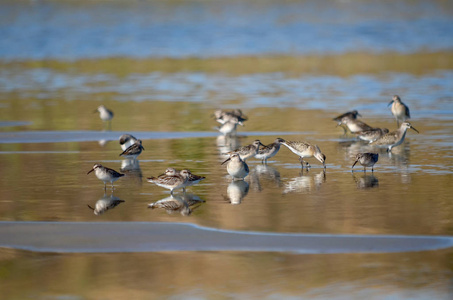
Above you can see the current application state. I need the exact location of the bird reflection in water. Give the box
[352,173,379,189]
[216,134,241,158]
[283,169,326,194]
[224,180,249,205]
[148,193,205,216]
[87,193,125,215]
[249,164,282,192]
[98,139,109,147]
[120,158,143,186]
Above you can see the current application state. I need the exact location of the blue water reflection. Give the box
[0,0,452,60]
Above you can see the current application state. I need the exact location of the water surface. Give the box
[1,0,453,299]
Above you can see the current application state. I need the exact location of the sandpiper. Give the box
[119,134,138,151]
[333,110,361,125]
[281,139,326,169]
[217,120,240,136]
[255,137,285,163]
[352,153,379,172]
[221,153,250,180]
[371,122,419,152]
[87,164,125,190]
[161,168,206,191]
[147,169,190,194]
[333,110,361,133]
[388,95,410,126]
[355,127,389,143]
[95,105,114,129]
[343,118,374,133]
[213,109,247,125]
[119,139,144,160]
[180,169,206,191]
[226,139,264,161]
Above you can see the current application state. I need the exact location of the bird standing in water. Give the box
[352,153,379,172]
[388,95,410,127]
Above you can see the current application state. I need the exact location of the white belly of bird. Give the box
[227,161,248,179]
[95,170,115,183]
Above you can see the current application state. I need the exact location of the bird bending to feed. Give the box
[147,169,190,194]
[333,110,361,133]
[333,110,361,124]
[119,139,144,160]
[355,127,389,143]
[371,122,419,152]
[221,153,250,180]
[119,134,138,151]
[352,153,379,172]
[255,137,285,164]
[388,95,410,127]
[226,139,264,161]
[342,118,374,133]
[87,164,125,190]
[281,139,326,170]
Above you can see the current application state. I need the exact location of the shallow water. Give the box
[1,0,453,299]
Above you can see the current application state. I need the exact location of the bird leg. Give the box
[298,156,306,169]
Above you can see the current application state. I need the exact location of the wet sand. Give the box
[1,222,452,254]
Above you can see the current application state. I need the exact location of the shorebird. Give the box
[119,134,138,151]
[119,139,144,160]
[95,105,114,129]
[352,153,379,172]
[87,164,125,190]
[371,122,419,152]
[160,168,206,191]
[180,169,206,191]
[343,118,374,133]
[213,109,247,125]
[281,139,326,169]
[333,110,361,133]
[333,110,361,125]
[226,139,264,161]
[355,127,389,143]
[147,169,190,194]
[217,120,240,136]
[388,95,410,127]
[221,153,250,180]
[255,137,285,163]
[87,194,125,215]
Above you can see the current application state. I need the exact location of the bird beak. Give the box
[352,160,358,169]
[410,126,419,133]
[87,169,94,175]
[387,100,394,107]
[221,157,231,165]
[93,109,98,113]
[357,113,362,117]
